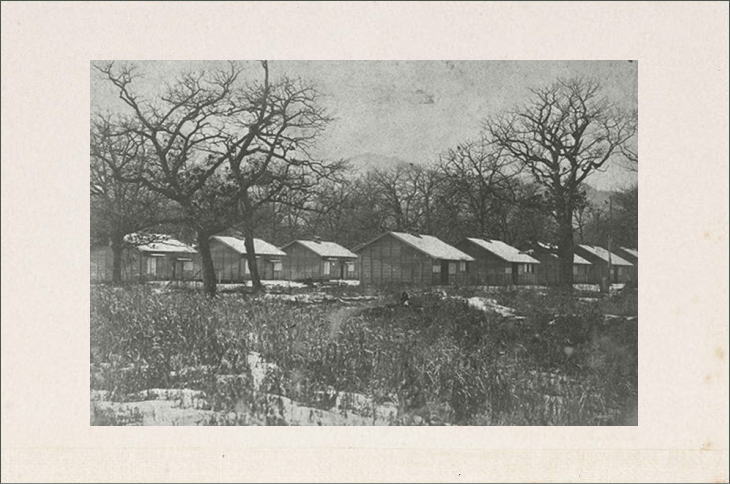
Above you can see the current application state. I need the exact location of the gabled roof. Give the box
[356,232,474,261]
[124,233,197,254]
[578,244,633,266]
[533,242,592,265]
[211,235,286,257]
[282,240,357,259]
[620,247,638,258]
[466,238,539,264]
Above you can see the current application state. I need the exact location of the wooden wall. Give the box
[209,239,283,282]
[281,243,356,281]
[282,243,322,280]
[532,254,593,285]
[358,233,469,286]
[614,249,638,282]
[456,240,538,286]
[91,246,199,282]
[574,247,634,284]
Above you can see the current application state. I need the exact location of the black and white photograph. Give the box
[3,2,728,481]
[90,60,639,426]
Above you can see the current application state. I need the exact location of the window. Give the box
[504,266,512,274]
[272,260,283,272]
[523,264,534,274]
[448,262,457,274]
[572,265,580,275]
[243,259,250,274]
[323,261,331,275]
[182,260,193,272]
[146,257,157,275]
[459,261,466,272]
[432,263,441,273]
[346,261,355,273]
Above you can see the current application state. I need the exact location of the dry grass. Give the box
[91,285,637,425]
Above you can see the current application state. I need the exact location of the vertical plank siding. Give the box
[90,246,200,282]
[529,247,595,286]
[358,233,468,287]
[456,240,539,286]
[209,238,283,282]
[574,246,634,284]
[281,242,357,282]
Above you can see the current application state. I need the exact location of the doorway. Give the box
[440,260,449,284]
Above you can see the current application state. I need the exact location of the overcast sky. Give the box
[92,60,637,190]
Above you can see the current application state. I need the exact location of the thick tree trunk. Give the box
[243,224,264,293]
[197,231,217,297]
[110,234,124,284]
[557,208,575,291]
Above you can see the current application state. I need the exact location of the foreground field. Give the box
[90,284,637,425]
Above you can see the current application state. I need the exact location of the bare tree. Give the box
[410,164,443,235]
[90,116,174,283]
[365,164,424,231]
[438,137,521,238]
[95,61,242,296]
[217,61,341,292]
[487,77,636,288]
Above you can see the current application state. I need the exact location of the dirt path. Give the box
[325,301,380,340]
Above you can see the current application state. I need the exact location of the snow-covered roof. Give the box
[466,238,539,264]
[125,233,197,254]
[356,232,473,261]
[620,247,638,258]
[392,232,474,261]
[578,244,633,266]
[283,240,357,259]
[534,241,592,265]
[211,235,286,257]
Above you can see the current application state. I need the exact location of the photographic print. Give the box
[89,60,638,426]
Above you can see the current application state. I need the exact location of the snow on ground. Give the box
[262,280,308,288]
[262,292,378,304]
[464,297,522,319]
[93,350,399,426]
[326,279,360,286]
[262,292,334,304]
[147,280,309,290]
[92,389,399,426]
[129,388,208,408]
[604,314,638,322]
[246,351,279,391]
[263,393,397,426]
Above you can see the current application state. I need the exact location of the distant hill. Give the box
[344,153,412,173]
[583,184,614,206]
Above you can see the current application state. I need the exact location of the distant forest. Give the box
[92,142,637,252]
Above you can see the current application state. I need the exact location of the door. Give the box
[339,261,345,279]
[511,263,519,285]
[146,256,158,279]
[440,260,449,284]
